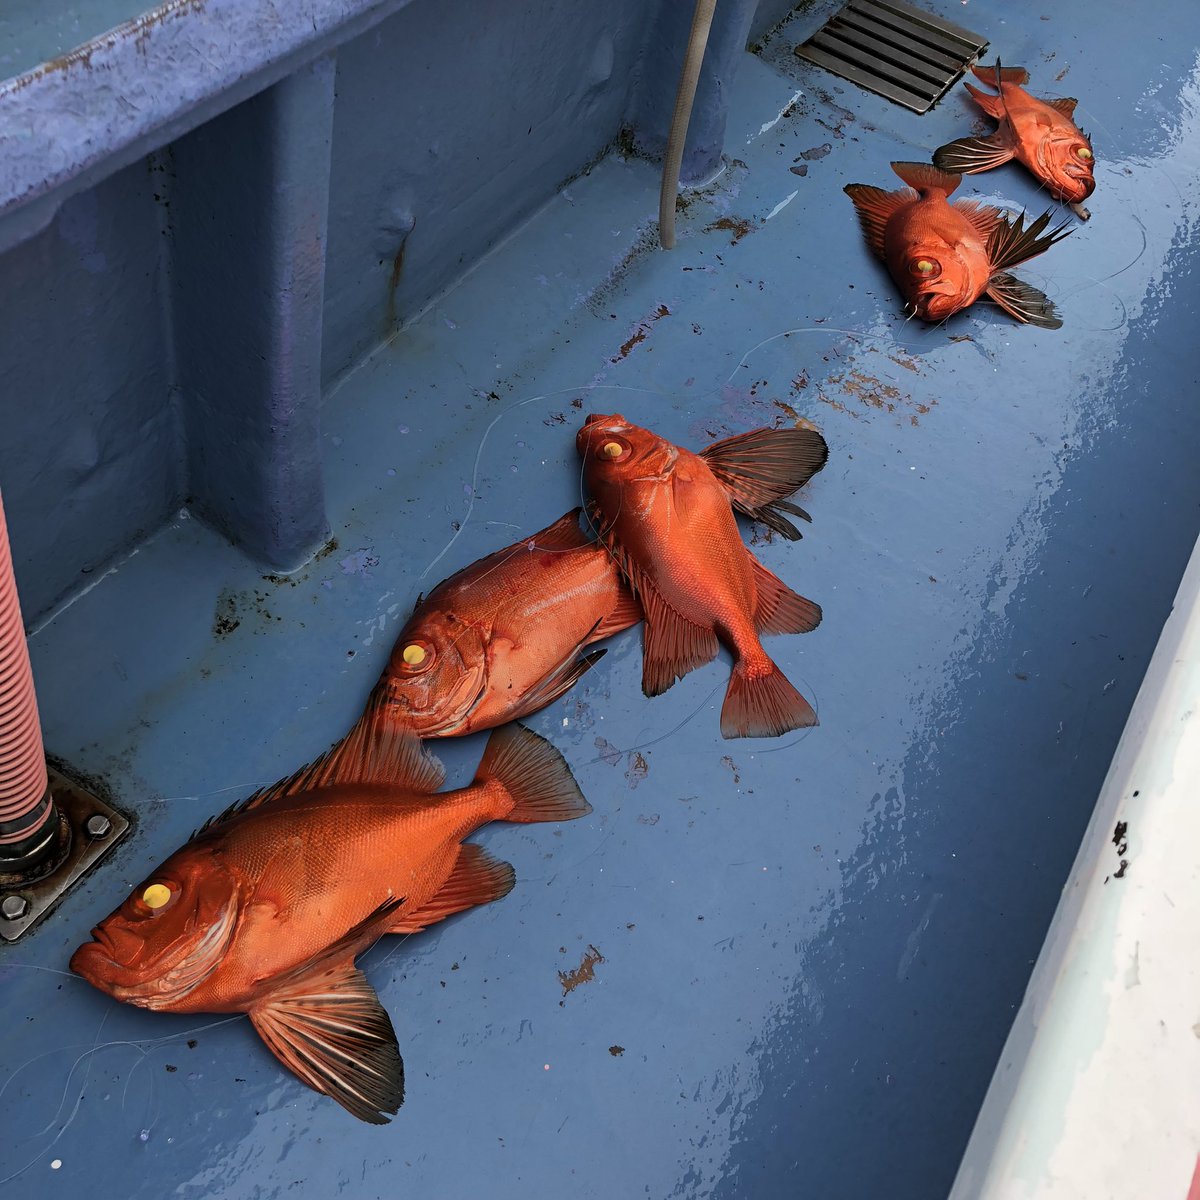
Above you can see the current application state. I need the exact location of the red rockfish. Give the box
[577,416,825,739]
[70,702,590,1123]
[370,510,640,738]
[935,62,1095,210]
[844,160,1070,327]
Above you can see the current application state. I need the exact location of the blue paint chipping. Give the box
[1,0,1200,1196]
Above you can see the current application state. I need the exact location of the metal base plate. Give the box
[796,0,988,113]
[0,767,129,942]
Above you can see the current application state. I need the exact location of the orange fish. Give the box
[844,160,1070,328]
[70,701,589,1123]
[371,509,641,738]
[577,416,825,739]
[934,62,1095,212]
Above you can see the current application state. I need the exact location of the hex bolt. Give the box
[1,895,29,921]
[85,814,112,838]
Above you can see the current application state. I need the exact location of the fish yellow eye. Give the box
[141,883,172,910]
[395,639,435,673]
[916,259,935,274]
[1076,146,1093,160]
[602,442,623,458]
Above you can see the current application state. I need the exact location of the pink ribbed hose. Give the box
[0,491,50,847]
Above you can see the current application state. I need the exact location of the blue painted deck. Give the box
[3,1,1200,1197]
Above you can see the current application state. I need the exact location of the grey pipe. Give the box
[658,0,718,250]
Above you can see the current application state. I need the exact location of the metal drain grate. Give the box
[796,0,988,113]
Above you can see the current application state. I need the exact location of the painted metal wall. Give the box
[0,0,764,623]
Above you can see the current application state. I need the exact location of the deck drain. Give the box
[795,0,988,113]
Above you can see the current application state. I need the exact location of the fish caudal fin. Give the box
[389,844,515,934]
[933,129,1015,175]
[961,81,1006,120]
[750,555,822,635]
[720,656,817,740]
[524,507,592,552]
[477,724,591,823]
[250,897,406,1124]
[987,208,1072,273]
[701,427,829,540]
[843,184,912,261]
[985,272,1063,329]
[890,160,961,196]
[971,62,1029,87]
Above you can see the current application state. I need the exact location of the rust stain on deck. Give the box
[559,945,604,995]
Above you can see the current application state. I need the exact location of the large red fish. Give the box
[371,509,641,738]
[70,700,589,1123]
[935,63,1095,214]
[577,416,826,739]
[844,160,1070,328]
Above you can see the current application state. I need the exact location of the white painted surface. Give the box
[951,537,1200,1199]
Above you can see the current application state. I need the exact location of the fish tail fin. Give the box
[720,654,818,740]
[971,62,1028,87]
[475,724,591,823]
[890,160,961,197]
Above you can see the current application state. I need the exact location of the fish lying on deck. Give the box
[70,698,590,1123]
[844,160,1071,328]
[577,415,826,739]
[369,509,640,739]
[934,62,1096,217]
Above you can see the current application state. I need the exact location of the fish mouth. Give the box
[1060,173,1095,201]
[71,898,239,1009]
[911,292,958,322]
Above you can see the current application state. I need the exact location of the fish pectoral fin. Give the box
[700,427,829,541]
[961,81,1006,119]
[842,184,912,260]
[249,895,406,1124]
[1046,97,1079,118]
[985,272,1063,329]
[498,621,610,725]
[986,208,1072,273]
[750,554,822,636]
[251,961,404,1125]
[933,131,1015,176]
[389,844,515,934]
[637,577,720,697]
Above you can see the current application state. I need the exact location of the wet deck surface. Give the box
[4,1,1200,1196]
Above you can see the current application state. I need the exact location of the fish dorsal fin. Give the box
[250,896,405,1124]
[843,184,912,260]
[1046,97,1079,119]
[985,272,1063,330]
[890,161,961,196]
[521,508,591,553]
[198,695,445,835]
[962,81,1006,120]
[971,62,1029,87]
[953,199,1006,244]
[986,208,1072,273]
[592,585,643,641]
[700,427,829,540]
[934,129,1015,176]
[389,844,515,934]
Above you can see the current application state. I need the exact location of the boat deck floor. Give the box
[3,1,1200,1195]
